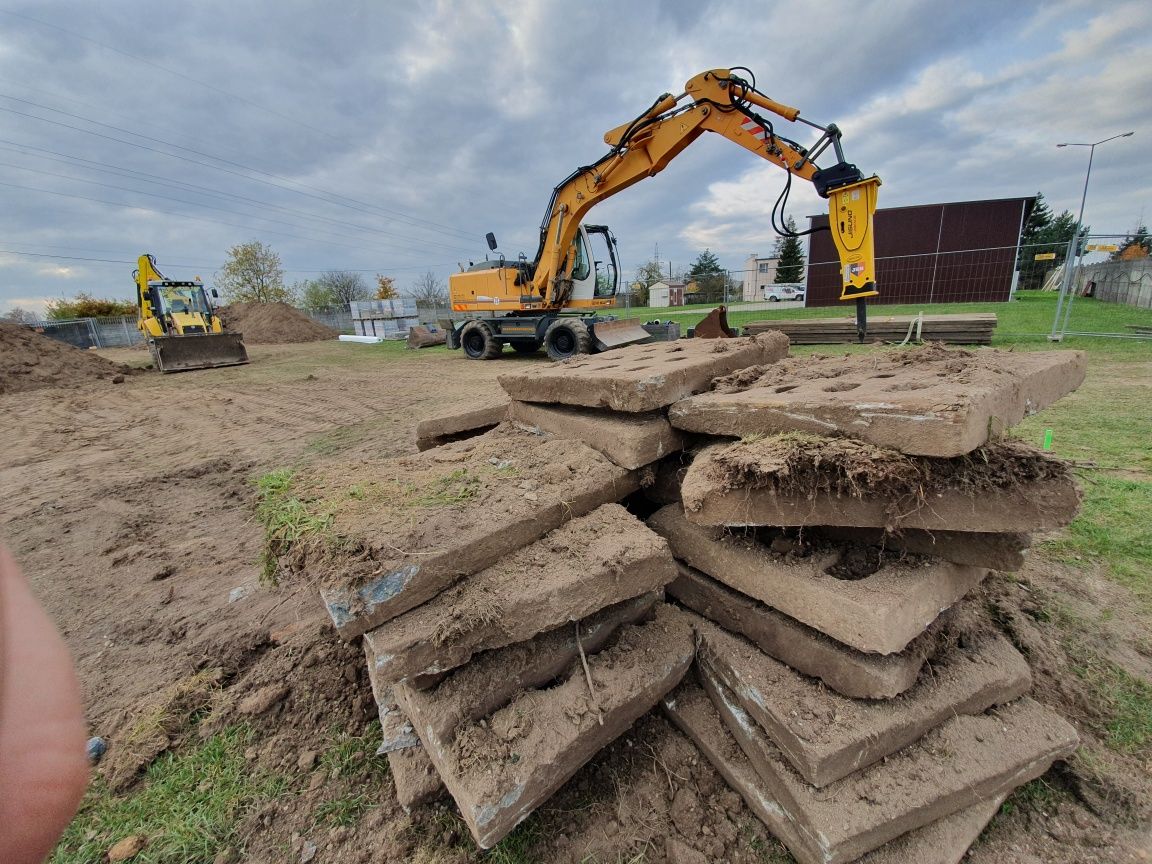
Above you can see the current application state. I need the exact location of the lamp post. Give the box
[1048,131,1135,340]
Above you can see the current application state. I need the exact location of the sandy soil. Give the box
[3,340,1149,863]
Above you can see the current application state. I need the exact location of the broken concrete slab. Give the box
[667,563,943,699]
[497,332,789,413]
[696,615,1031,786]
[387,744,444,811]
[650,504,987,655]
[662,680,1005,864]
[669,346,1086,457]
[507,401,684,470]
[812,525,1030,571]
[394,591,659,743]
[700,663,1078,864]
[407,604,696,849]
[297,425,637,639]
[414,399,509,450]
[682,437,1079,534]
[363,504,676,686]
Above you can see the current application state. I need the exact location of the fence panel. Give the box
[1049,233,1152,340]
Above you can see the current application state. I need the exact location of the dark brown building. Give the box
[805,197,1035,307]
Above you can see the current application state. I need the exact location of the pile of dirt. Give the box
[0,321,131,394]
[218,301,337,344]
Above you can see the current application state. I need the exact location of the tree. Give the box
[2,306,37,323]
[687,249,728,298]
[407,271,448,307]
[375,274,397,299]
[299,270,371,308]
[1112,225,1150,260]
[774,217,806,283]
[1017,194,1090,290]
[216,241,292,304]
[45,292,136,319]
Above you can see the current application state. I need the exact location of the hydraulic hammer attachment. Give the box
[827,177,881,302]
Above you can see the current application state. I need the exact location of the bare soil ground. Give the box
[2,340,1148,863]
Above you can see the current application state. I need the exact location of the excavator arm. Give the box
[531,68,881,312]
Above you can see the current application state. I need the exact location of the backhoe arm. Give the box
[531,68,881,307]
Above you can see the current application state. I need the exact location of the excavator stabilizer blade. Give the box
[592,317,653,350]
[150,333,249,373]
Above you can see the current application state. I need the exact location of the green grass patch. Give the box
[415,467,482,506]
[320,720,388,783]
[1044,474,1152,606]
[52,727,282,864]
[1066,640,1152,755]
[253,469,333,584]
[997,775,1067,819]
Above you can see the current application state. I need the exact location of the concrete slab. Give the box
[812,526,1030,571]
[696,615,1032,786]
[650,505,987,655]
[497,332,789,413]
[662,680,1005,864]
[682,438,1079,534]
[669,347,1086,457]
[406,604,695,849]
[507,401,684,470]
[701,663,1078,864]
[667,563,943,699]
[308,425,638,639]
[363,504,676,686]
[387,744,444,811]
[393,591,659,743]
[414,399,509,450]
[367,682,419,754]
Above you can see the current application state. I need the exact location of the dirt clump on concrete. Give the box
[218,301,336,343]
[692,433,1070,503]
[0,320,133,394]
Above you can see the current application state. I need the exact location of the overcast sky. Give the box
[0,0,1148,314]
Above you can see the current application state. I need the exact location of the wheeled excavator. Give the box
[135,254,249,372]
[448,67,880,361]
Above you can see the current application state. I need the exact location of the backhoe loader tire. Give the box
[511,340,541,355]
[544,319,592,361]
[460,321,503,360]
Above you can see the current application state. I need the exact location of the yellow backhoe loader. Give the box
[448,67,880,360]
[135,254,249,372]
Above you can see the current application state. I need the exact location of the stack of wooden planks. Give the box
[742,313,997,345]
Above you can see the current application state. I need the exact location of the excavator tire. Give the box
[544,319,592,361]
[460,320,503,360]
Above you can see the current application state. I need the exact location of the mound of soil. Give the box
[218,302,337,344]
[0,321,130,394]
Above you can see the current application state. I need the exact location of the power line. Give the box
[0,93,481,243]
[0,156,480,255]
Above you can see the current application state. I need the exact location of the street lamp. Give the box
[1049,131,1135,340]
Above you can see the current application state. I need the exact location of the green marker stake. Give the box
[1043,429,1053,451]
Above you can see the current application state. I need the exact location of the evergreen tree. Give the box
[1017,194,1090,290]
[774,217,806,283]
[687,249,728,299]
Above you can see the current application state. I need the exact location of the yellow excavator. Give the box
[448,67,880,360]
[135,254,249,372]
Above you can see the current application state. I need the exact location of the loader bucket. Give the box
[693,306,737,339]
[592,317,653,351]
[150,333,249,373]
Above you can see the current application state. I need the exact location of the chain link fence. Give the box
[1046,234,1152,340]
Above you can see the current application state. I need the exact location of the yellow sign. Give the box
[1034,252,1056,261]
[1085,244,1119,252]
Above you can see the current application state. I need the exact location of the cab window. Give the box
[571,232,590,281]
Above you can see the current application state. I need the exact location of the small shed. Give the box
[648,280,686,308]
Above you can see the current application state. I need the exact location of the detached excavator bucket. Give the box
[693,306,737,339]
[592,317,653,351]
[150,333,249,373]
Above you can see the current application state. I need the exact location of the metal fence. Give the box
[23,315,144,349]
[1047,234,1152,340]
